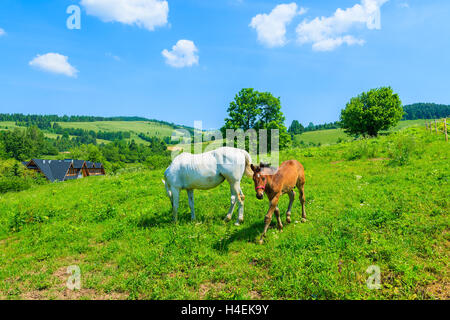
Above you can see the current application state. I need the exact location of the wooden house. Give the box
[23,159,105,182]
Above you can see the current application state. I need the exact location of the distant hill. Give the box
[403,103,450,120]
[0,113,194,132]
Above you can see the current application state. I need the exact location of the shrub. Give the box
[346,139,380,160]
[144,154,172,170]
[0,177,32,194]
[388,134,418,166]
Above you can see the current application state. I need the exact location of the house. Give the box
[22,159,106,182]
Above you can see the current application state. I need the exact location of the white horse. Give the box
[163,147,252,225]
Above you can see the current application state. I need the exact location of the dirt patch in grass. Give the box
[198,281,226,299]
[18,262,128,300]
[425,281,449,300]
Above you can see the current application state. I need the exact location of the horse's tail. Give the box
[162,179,172,199]
[241,149,253,178]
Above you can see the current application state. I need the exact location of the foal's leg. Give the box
[286,190,295,224]
[274,206,283,231]
[259,195,280,244]
[171,187,181,223]
[297,182,306,223]
[187,189,195,221]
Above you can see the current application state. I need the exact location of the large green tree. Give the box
[340,87,404,137]
[223,88,291,149]
[288,120,305,135]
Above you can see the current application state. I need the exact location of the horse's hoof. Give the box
[224,216,231,222]
[258,239,264,245]
[286,218,291,224]
[301,218,307,223]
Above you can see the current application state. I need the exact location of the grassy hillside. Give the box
[56,121,177,145]
[0,126,448,300]
[294,119,428,147]
[0,122,111,145]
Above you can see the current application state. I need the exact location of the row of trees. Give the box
[288,120,340,135]
[402,103,450,120]
[51,123,132,141]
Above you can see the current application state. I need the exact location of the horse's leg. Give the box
[187,189,195,221]
[224,184,237,222]
[171,187,180,223]
[233,181,245,226]
[274,206,283,231]
[259,195,280,244]
[286,190,295,224]
[297,181,306,223]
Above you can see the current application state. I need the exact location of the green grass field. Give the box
[293,119,428,147]
[56,121,177,145]
[0,126,448,300]
[0,122,112,145]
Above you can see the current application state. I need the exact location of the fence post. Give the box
[435,119,438,133]
[445,118,448,142]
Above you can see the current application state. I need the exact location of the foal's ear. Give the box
[250,164,255,172]
[260,162,271,168]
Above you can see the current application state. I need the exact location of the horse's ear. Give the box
[250,164,255,172]
[260,162,265,168]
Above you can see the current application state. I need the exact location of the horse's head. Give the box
[250,162,270,200]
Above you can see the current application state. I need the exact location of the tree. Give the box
[288,120,305,135]
[224,88,261,131]
[223,88,291,149]
[340,87,404,137]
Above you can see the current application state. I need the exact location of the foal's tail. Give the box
[241,149,253,178]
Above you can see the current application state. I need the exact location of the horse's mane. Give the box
[261,166,278,175]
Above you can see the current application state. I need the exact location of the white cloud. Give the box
[80,0,169,31]
[313,36,365,51]
[29,53,78,77]
[250,3,306,48]
[296,0,388,51]
[0,28,5,36]
[162,40,199,68]
[106,52,121,61]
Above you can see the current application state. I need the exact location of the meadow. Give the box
[0,126,448,300]
[56,121,177,145]
[293,119,428,147]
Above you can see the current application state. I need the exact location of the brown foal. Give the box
[250,161,306,244]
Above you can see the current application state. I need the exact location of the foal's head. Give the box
[250,162,272,200]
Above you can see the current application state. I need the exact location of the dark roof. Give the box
[94,163,103,168]
[64,159,86,169]
[85,161,95,168]
[22,161,29,166]
[31,159,71,182]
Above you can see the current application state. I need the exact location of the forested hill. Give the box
[403,103,450,120]
[0,113,193,131]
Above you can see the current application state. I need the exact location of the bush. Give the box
[388,134,419,166]
[346,139,380,160]
[0,177,32,194]
[144,154,172,170]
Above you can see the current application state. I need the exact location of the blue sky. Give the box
[0,0,449,129]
